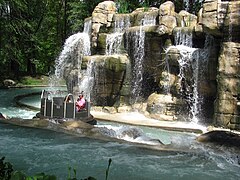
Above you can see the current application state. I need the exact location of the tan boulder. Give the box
[178,10,197,28]
[146,93,186,120]
[159,15,177,34]
[159,1,175,16]
[131,8,159,26]
[91,1,117,47]
[202,0,221,36]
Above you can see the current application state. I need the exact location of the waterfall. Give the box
[129,14,156,103]
[130,26,145,103]
[106,33,123,55]
[53,20,91,92]
[79,59,95,101]
[168,28,213,122]
[190,35,213,122]
[166,44,199,122]
[78,58,106,104]
[190,49,200,122]
[174,28,193,47]
[105,16,130,55]
[173,28,197,121]
[83,19,92,35]
[55,33,84,78]
[142,14,156,26]
[173,28,195,105]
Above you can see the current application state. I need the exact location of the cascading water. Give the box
[188,35,214,122]
[172,28,199,121]
[130,25,145,103]
[83,19,92,35]
[105,16,130,55]
[142,14,156,26]
[174,29,199,121]
[174,28,193,47]
[53,20,91,94]
[106,33,123,55]
[52,33,84,83]
[130,15,156,103]
[78,59,95,101]
[78,56,107,105]
[166,28,213,122]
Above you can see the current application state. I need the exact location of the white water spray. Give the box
[79,59,95,101]
[53,20,91,92]
[131,25,145,103]
[167,29,213,122]
[174,28,193,47]
[106,16,130,55]
[130,15,156,103]
[142,14,156,26]
[106,33,123,55]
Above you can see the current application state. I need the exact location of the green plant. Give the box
[116,0,129,13]
[141,0,150,12]
[0,157,14,180]
[11,171,57,180]
[105,158,112,180]
[1,157,112,180]
[0,157,56,180]
[68,166,78,180]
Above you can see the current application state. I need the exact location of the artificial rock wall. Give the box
[201,0,240,129]
[65,0,239,129]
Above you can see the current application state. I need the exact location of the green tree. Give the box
[0,0,45,76]
[0,0,69,77]
[68,0,104,33]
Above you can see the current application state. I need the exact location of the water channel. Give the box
[0,88,239,180]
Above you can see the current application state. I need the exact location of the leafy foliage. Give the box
[0,157,112,180]
[105,158,112,180]
[0,157,13,180]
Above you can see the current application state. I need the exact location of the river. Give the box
[0,88,239,180]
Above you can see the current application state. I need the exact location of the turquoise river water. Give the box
[0,88,239,180]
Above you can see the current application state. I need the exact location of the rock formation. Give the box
[202,0,240,130]
[58,1,240,130]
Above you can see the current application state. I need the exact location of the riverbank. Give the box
[1,75,66,88]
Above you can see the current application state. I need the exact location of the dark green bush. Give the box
[0,157,112,180]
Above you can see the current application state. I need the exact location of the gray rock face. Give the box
[197,130,240,148]
[203,0,240,129]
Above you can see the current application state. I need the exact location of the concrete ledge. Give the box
[92,111,205,134]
